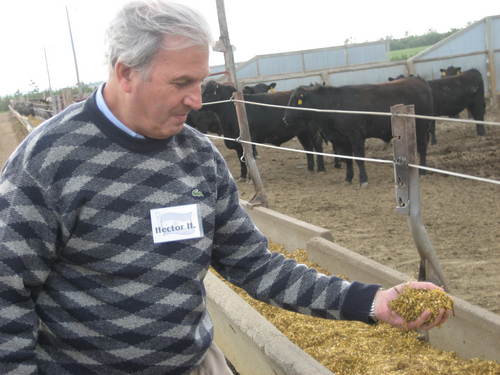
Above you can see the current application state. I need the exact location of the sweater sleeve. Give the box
[210,150,380,323]
[0,160,58,374]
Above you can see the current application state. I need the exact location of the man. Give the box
[0,1,450,374]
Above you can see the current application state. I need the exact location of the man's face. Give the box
[125,38,209,139]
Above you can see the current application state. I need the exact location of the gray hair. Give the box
[105,0,212,75]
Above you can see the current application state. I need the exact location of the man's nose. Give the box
[184,86,203,110]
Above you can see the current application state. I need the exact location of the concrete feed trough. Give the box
[204,200,500,374]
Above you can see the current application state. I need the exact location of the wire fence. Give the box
[201,97,500,186]
[10,96,500,187]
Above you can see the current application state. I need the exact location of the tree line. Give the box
[0,83,98,113]
[389,28,460,51]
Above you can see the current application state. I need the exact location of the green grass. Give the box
[389,46,430,61]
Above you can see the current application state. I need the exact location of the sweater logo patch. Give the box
[191,189,204,198]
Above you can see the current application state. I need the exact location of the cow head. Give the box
[388,74,406,81]
[202,80,236,105]
[186,110,222,135]
[242,82,277,94]
[440,66,461,77]
[388,74,416,81]
[282,86,312,128]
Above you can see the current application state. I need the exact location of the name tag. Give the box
[150,204,203,243]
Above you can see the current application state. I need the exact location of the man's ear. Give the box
[115,62,135,93]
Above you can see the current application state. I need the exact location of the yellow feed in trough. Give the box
[217,243,500,375]
[27,115,43,126]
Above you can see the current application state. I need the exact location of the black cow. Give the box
[13,102,35,117]
[283,77,434,186]
[437,66,462,120]
[242,82,277,94]
[202,80,325,180]
[240,82,277,158]
[186,109,222,135]
[388,74,414,81]
[387,75,437,144]
[428,68,486,141]
[388,75,405,81]
[440,65,461,77]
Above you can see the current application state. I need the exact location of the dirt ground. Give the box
[0,112,28,164]
[213,112,500,316]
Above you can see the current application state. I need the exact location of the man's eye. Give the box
[173,81,189,88]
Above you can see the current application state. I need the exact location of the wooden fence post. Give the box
[485,17,498,109]
[62,88,73,109]
[215,0,268,207]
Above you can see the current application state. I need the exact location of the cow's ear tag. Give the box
[297,99,303,105]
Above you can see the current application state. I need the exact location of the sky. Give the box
[0,0,498,97]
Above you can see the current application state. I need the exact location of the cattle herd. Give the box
[12,101,36,117]
[12,99,53,120]
[189,65,488,186]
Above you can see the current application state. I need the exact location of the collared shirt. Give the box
[96,83,145,139]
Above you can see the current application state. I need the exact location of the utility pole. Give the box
[66,6,82,98]
[44,47,57,115]
[215,0,267,206]
[43,47,53,95]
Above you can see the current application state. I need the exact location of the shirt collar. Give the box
[96,83,145,139]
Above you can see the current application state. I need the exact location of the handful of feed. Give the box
[389,285,454,324]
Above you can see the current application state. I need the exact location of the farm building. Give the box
[210,14,499,102]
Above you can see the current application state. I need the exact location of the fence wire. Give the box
[204,98,500,127]
[201,98,500,186]
[11,99,500,186]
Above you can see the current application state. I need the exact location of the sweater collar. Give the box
[78,90,176,153]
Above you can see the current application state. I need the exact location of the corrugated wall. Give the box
[409,15,499,96]
[208,40,390,89]
[208,15,499,98]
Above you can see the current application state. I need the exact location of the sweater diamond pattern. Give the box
[0,93,374,374]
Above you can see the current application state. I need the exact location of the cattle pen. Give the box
[200,92,500,361]
[8,95,500,374]
[4,6,499,374]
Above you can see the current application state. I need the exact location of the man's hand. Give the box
[372,281,452,330]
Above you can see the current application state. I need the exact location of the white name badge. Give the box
[150,204,203,243]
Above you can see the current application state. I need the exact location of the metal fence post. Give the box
[390,104,448,290]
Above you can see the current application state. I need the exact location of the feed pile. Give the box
[217,243,500,375]
[27,115,43,126]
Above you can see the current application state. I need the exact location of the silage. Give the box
[218,243,500,375]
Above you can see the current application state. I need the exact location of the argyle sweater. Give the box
[0,93,379,374]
